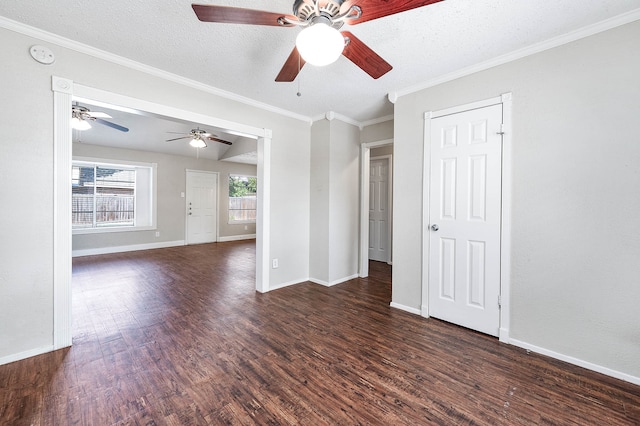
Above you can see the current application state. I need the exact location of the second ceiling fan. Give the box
[167,128,233,148]
[192,0,444,81]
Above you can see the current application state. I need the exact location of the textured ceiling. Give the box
[1,0,639,124]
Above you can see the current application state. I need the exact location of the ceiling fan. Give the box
[71,104,129,132]
[191,0,444,81]
[166,128,233,148]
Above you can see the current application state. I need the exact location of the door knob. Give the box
[431,224,439,231]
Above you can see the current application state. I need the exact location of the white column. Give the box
[256,131,271,293]
[52,76,73,349]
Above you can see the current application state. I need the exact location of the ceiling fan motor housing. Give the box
[293,0,345,22]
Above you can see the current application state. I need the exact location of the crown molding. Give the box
[389,8,640,101]
[361,114,393,127]
[0,16,312,124]
[311,111,363,129]
[332,112,361,128]
[312,111,393,129]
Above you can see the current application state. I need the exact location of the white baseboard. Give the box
[509,338,640,386]
[310,273,359,287]
[390,302,422,315]
[309,278,331,286]
[499,327,510,343]
[218,234,256,242]
[0,345,55,366]
[72,240,185,257]
[421,307,429,317]
[391,310,638,385]
[268,278,308,291]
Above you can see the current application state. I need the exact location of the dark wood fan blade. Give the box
[341,31,392,79]
[344,0,444,25]
[192,4,296,26]
[94,118,129,132]
[207,136,233,146]
[275,46,306,82]
[166,136,190,142]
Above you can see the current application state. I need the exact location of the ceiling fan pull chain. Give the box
[297,53,302,97]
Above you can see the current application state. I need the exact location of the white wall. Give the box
[370,145,393,157]
[328,120,360,283]
[309,120,331,283]
[309,118,361,285]
[361,119,393,144]
[0,27,310,362]
[72,142,257,252]
[393,21,640,379]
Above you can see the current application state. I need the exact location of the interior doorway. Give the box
[368,155,392,263]
[52,77,272,349]
[359,139,393,278]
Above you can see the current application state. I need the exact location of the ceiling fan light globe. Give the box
[71,117,92,131]
[189,138,207,148]
[296,23,344,67]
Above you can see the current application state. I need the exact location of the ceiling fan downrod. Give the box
[279,0,362,28]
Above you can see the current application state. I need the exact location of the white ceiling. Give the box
[1,0,639,125]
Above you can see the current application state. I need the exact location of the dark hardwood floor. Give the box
[1,240,639,425]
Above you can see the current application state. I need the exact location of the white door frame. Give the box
[421,93,512,343]
[185,170,219,244]
[369,154,393,264]
[359,138,393,278]
[52,76,272,349]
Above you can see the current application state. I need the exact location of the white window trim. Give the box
[72,156,157,235]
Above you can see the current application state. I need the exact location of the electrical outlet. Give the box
[244,225,248,230]
[272,258,279,269]
[155,231,160,237]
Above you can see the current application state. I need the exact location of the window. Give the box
[228,175,257,223]
[72,158,156,233]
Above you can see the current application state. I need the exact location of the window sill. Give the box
[72,225,156,235]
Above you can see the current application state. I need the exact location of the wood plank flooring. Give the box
[1,240,639,425]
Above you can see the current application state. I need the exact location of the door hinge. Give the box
[496,123,505,136]
[498,295,502,309]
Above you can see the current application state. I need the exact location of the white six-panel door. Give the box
[369,157,390,262]
[186,170,218,245]
[428,104,503,336]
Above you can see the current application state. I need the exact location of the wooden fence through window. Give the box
[229,196,256,222]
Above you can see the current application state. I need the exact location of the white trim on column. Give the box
[499,92,513,343]
[421,112,432,318]
[359,139,393,277]
[256,133,271,293]
[52,76,73,349]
